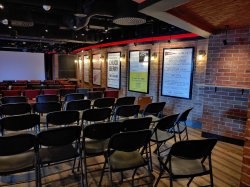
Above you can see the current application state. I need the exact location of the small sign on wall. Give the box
[92,54,102,85]
[107,52,121,89]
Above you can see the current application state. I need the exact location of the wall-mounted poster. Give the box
[161,48,194,99]
[92,54,102,85]
[83,55,89,83]
[128,50,150,93]
[107,52,121,89]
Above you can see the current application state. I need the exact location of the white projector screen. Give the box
[0,51,45,81]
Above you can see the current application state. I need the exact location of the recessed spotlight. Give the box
[45,29,48,32]
[73,25,77,29]
[22,41,26,45]
[0,3,4,10]
[8,25,12,29]
[81,33,85,36]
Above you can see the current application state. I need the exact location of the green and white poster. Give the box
[128,50,150,93]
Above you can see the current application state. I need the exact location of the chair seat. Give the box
[151,129,174,142]
[110,151,146,171]
[85,139,109,155]
[174,124,186,133]
[169,157,209,177]
[39,144,78,164]
[0,151,35,174]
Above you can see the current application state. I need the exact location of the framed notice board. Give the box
[107,52,121,89]
[92,54,102,85]
[128,50,150,93]
[161,48,194,99]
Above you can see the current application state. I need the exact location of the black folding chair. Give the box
[46,110,79,129]
[36,126,84,187]
[1,96,27,104]
[0,113,40,135]
[82,122,121,186]
[99,129,153,186]
[81,107,112,126]
[155,138,217,187]
[0,103,31,118]
[0,133,38,186]
[92,97,115,108]
[113,104,140,121]
[174,107,193,141]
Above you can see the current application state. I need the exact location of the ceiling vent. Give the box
[113,0,146,26]
[11,20,34,27]
[10,9,34,27]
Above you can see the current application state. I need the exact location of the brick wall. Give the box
[240,95,250,186]
[202,28,250,140]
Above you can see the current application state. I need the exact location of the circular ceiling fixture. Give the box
[42,4,51,11]
[0,3,4,10]
[113,17,146,26]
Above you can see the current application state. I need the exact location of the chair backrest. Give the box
[83,122,121,140]
[169,139,217,159]
[82,108,112,123]
[34,102,61,114]
[176,108,193,123]
[1,90,22,97]
[0,103,31,116]
[93,97,115,108]
[60,88,76,97]
[11,86,27,90]
[76,88,90,95]
[115,96,135,107]
[104,90,119,98]
[65,99,91,111]
[23,89,41,99]
[46,111,79,126]
[122,117,152,131]
[36,94,59,103]
[1,96,27,104]
[37,126,81,147]
[88,91,103,100]
[138,96,153,111]
[108,129,152,152]
[93,87,106,92]
[155,113,179,131]
[47,84,61,89]
[0,133,36,156]
[142,102,166,117]
[42,89,59,95]
[64,93,85,102]
[0,114,40,133]
[114,104,140,119]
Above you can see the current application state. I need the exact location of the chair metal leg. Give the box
[187,177,194,186]
[72,158,76,173]
[170,176,173,187]
[83,153,88,187]
[154,170,163,187]
[108,166,113,187]
[79,156,85,187]
[132,168,138,186]
[98,160,107,186]
[120,171,124,183]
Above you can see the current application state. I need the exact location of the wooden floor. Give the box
[0,127,243,187]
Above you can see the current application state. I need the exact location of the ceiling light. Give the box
[8,25,12,29]
[45,29,48,32]
[42,4,51,11]
[73,25,77,29]
[0,3,4,10]
[81,33,85,36]
[2,19,8,25]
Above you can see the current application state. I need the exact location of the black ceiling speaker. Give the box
[113,0,146,26]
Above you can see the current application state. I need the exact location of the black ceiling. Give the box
[0,0,190,53]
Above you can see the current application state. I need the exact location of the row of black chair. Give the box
[0,110,217,187]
